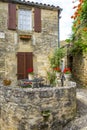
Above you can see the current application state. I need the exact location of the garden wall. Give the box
[0,82,76,130]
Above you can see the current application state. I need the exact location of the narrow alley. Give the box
[64,88,87,130]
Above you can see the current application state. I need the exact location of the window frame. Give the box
[8,4,41,32]
[17,8,32,32]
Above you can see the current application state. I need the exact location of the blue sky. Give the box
[26,0,74,40]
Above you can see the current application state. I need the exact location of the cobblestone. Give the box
[63,88,87,130]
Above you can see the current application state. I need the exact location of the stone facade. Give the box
[0,0,60,84]
[0,83,76,130]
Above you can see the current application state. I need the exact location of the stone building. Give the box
[60,40,87,87]
[66,44,87,87]
[0,0,62,85]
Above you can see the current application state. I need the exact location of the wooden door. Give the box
[17,52,33,79]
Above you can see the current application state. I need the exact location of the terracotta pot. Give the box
[3,79,11,86]
[56,72,60,77]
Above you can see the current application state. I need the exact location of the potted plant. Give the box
[53,67,61,77]
[63,68,71,80]
[47,71,56,86]
[20,82,32,88]
[27,68,34,80]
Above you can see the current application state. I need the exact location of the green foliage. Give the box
[70,42,82,55]
[49,48,66,68]
[65,39,71,43]
[41,110,51,121]
[80,0,87,22]
[47,71,56,86]
[69,32,87,55]
[47,48,66,86]
[41,110,51,116]
[69,0,87,55]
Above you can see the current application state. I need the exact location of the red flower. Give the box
[53,67,61,72]
[24,82,32,85]
[27,68,33,73]
[63,68,71,74]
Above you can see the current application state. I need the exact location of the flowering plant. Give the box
[63,68,71,74]
[27,68,33,75]
[53,67,61,72]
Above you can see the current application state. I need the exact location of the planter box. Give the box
[20,35,32,40]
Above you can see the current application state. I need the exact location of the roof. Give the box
[1,0,62,11]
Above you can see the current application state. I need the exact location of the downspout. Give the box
[58,8,62,48]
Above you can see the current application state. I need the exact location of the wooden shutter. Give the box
[8,3,16,30]
[17,52,33,80]
[34,8,41,32]
[26,52,33,77]
[17,52,25,80]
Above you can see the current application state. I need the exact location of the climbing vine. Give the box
[69,0,87,55]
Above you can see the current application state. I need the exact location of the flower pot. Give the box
[56,72,60,77]
[3,79,11,86]
[56,79,61,87]
[64,74,71,81]
[28,74,33,80]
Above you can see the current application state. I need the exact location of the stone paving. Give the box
[63,88,87,130]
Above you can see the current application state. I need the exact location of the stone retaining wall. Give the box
[73,53,87,87]
[0,82,76,130]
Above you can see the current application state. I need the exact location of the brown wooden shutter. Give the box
[34,8,41,32]
[17,52,33,80]
[17,52,25,80]
[8,3,16,30]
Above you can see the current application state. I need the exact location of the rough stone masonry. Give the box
[0,82,76,130]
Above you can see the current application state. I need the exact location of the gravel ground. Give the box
[63,89,87,130]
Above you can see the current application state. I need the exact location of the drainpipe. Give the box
[58,9,62,48]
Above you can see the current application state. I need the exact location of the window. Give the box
[8,3,41,32]
[18,9,32,31]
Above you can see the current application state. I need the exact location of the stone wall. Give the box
[0,83,76,130]
[0,1,59,84]
[73,53,87,87]
[0,2,8,79]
